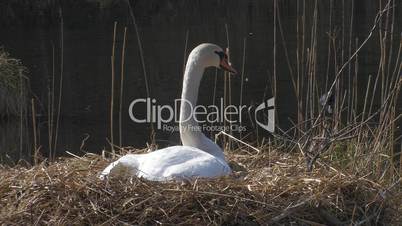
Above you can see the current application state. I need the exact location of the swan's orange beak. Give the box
[215,48,237,74]
[220,59,237,75]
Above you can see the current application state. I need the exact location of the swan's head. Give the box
[190,43,237,74]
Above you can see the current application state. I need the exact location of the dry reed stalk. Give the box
[48,42,56,160]
[353,37,359,121]
[272,0,278,136]
[110,21,117,154]
[331,36,339,129]
[287,0,397,173]
[277,5,295,95]
[119,27,127,147]
[18,69,23,159]
[126,0,154,144]
[301,0,306,105]
[239,38,246,139]
[385,7,402,175]
[182,29,189,78]
[223,23,230,150]
[53,7,64,160]
[386,0,395,79]
[313,0,392,130]
[47,85,51,159]
[31,98,37,164]
[341,0,345,73]
[295,0,303,134]
[379,0,385,106]
[347,0,355,123]
[296,0,300,131]
[369,63,381,117]
[358,75,371,141]
[216,131,260,155]
[228,60,233,143]
[390,36,402,88]
[303,1,317,129]
[300,0,307,96]
[325,0,333,92]
[273,0,277,99]
[312,0,318,127]
[211,68,218,138]
[383,0,391,103]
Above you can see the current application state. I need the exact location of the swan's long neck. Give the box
[179,56,225,160]
[180,57,203,137]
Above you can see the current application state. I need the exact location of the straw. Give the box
[0,148,399,225]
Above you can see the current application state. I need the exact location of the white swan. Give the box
[100,43,237,181]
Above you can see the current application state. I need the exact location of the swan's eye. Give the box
[214,51,225,60]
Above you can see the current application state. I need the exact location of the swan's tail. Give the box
[99,155,140,180]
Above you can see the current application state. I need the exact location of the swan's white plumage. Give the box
[100,43,233,181]
[99,146,231,181]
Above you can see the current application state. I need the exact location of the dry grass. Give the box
[0,47,28,117]
[0,148,400,225]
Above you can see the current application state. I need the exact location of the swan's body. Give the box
[100,43,236,181]
[99,146,231,181]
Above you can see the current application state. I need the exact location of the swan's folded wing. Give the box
[162,154,231,180]
[99,154,141,179]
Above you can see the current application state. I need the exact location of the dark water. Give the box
[0,0,401,163]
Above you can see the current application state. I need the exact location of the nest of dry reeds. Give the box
[0,149,400,225]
